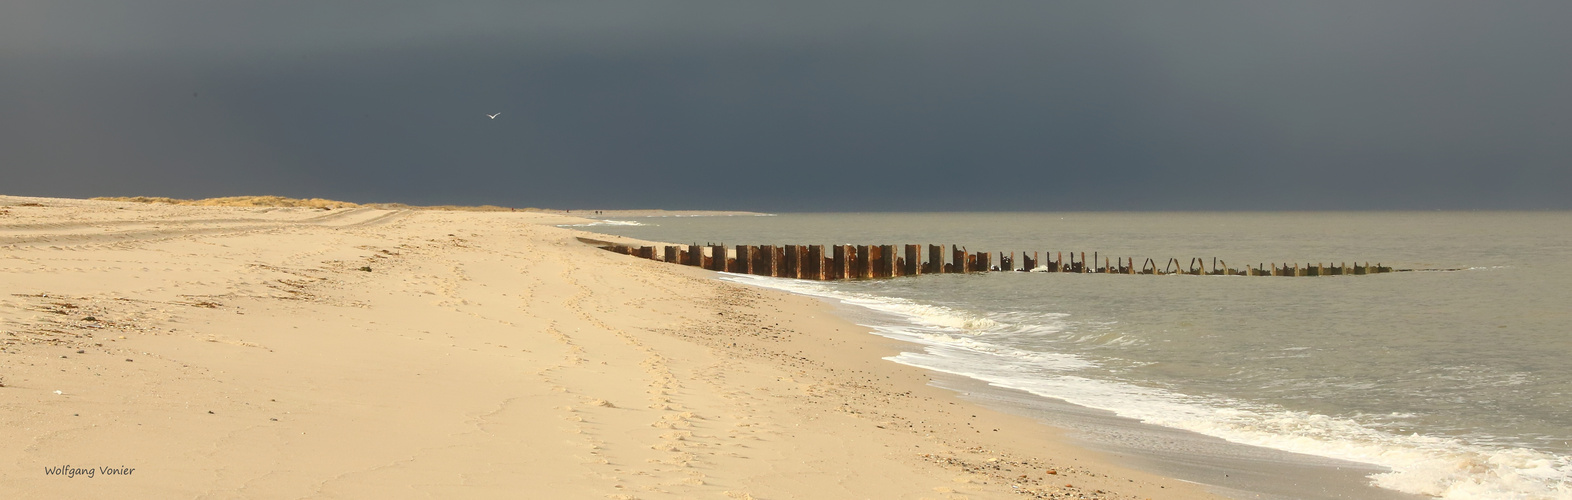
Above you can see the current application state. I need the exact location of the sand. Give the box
[0,195,1217,499]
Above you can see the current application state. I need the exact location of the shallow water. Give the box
[579,212,1572,499]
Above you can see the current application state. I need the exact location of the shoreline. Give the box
[728,274,1426,500]
[2,195,1208,498]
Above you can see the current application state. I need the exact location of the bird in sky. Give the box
[487,113,501,119]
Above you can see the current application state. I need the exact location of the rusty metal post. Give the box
[952,246,966,273]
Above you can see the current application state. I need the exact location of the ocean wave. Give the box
[721,272,1572,500]
[556,220,649,227]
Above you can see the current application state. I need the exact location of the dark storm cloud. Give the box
[3,1,1569,210]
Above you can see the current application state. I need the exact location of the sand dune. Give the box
[0,195,1213,499]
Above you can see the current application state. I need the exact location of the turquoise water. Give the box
[574,212,1572,499]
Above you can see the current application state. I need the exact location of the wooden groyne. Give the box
[582,239,1441,280]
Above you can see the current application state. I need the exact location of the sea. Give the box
[571,212,1572,499]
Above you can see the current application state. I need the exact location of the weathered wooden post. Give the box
[843,245,857,278]
[782,245,796,278]
[756,245,773,276]
[685,244,701,266]
[881,245,895,277]
[795,245,808,278]
[905,245,921,276]
[783,245,799,278]
[1022,252,1036,272]
[886,245,899,276]
[830,245,847,280]
[776,245,790,277]
[952,246,966,273]
[976,252,991,272]
[664,246,679,263]
[806,245,824,280]
[728,246,745,273]
[746,245,761,275]
[853,245,869,278]
[865,245,879,278]
[926,245,942,273]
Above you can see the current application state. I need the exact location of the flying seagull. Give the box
[487,113,501,119]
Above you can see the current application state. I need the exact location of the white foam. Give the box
[555,220,648,227]
[720,273,1572,500]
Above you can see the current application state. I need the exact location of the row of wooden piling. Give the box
[599,242,1402,280]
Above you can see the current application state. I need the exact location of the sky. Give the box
[2,1,1569,211]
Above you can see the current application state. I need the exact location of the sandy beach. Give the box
[1,195,1216,499]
